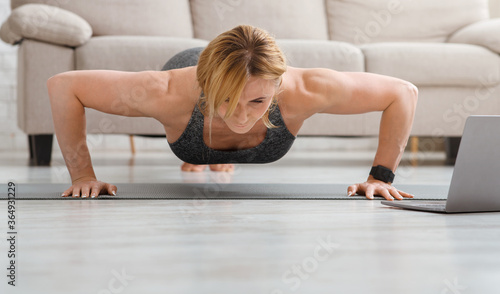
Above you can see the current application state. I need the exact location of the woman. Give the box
[47,25,418,201]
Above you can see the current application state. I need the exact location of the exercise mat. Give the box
[0,183,448,200]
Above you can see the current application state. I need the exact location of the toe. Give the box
[181,163,206,172]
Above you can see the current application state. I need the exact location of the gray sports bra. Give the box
[168,104,296,164]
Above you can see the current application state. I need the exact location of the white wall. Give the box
[0,0,23,151]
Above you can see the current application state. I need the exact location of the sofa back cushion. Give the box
[327,0,489,44]
[190,0,329,40]
[11,0,193,38]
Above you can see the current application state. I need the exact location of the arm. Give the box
[302,69,418,200]
[47,70,171,197]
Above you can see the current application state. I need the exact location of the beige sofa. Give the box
[2,0,500,165]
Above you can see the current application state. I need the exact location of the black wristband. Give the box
[370,165,395,183]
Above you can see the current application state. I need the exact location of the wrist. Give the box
[69,165,96,184]
[71,175,97,184]
[369,165,395,184]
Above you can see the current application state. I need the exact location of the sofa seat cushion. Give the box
[190,0,329,40]
[361,43,500,87]
[277,40,364,72]
[76,36,209,71]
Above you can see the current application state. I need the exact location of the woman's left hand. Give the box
[347,180,414,201]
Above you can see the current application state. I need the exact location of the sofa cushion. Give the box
[3,4,92,47]
[361,43,500,87]
[0,17,22,44]
[326,0,489,44]
[190,0,329,40]
[76,36,209,71]
[11,0,193,38]
[277,40,364,72]
[448,19,500,54]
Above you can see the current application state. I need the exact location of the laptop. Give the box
[381,115,500,213]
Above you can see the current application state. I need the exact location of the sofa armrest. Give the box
[0,4,92,47]
[447,19,500,54]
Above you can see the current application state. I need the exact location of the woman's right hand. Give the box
[61,178,117,198]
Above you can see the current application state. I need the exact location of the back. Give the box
[446,116,500,212]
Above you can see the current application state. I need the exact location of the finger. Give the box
[106,184,117,196]
[347,185,358,197]
[62,187,73,197]
[72,187,81,198]
[379,189,394,201]
[389,188,404,200]
[398,190,414,198]
[365,186,375,200]
[81,186,91,198]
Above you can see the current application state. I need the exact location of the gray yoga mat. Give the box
[0,183,448,200]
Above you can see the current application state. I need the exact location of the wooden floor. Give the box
[1,142,499,294]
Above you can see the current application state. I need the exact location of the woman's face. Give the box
[217,76,276,134]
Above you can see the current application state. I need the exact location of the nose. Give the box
[232,103,248,124]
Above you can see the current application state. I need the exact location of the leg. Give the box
[28,134,53,166]
[445,137,461,165]
[162,47,205,71]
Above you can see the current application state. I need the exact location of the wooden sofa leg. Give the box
[28,134,53,166]
[410,136,419,166]
[445,137,461,166]
[129,135,136,155]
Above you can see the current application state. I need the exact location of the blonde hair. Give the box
[196,25,287,129]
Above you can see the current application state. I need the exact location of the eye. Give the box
[251,97,267,104]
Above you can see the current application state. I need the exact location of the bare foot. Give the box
[181,163,234,172]
[181,162,207,172]
[209,164,235,172]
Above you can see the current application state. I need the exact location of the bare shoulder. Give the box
[140,66,200,128]
[279,66,345,120]
[280,67,415,116]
